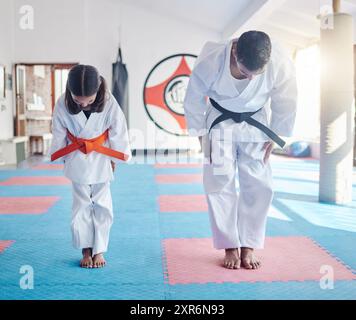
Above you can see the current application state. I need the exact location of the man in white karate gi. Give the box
[184,31,297,269]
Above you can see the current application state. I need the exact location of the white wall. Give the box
[294,44,320,141]
[0,0,15,140]
[13,0,85,63]
[2,0,221,149]
[119,2,221,149]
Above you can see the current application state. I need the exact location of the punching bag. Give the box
[112,47,129,124]
[319,9,354,204]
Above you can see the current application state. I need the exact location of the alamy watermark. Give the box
[320,1,334,30]
[320,265,334,290]
[19,5,34,30]
[19,265,34,290]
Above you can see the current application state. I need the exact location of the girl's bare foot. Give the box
[241,247,261,269]
[92,253,106,268]
[223,248,240,269]
[80,248,93,268]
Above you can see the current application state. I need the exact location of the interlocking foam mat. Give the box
[155,173,202,184]
[0,196,60,214]
[0,155,356,299]
[163,237,356,285]
[31,164,64,170]
[0,240,14,253]
[0,176,70,186]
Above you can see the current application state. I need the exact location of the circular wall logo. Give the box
[143,54,197,136]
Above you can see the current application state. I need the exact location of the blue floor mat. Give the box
[0,157,356,299]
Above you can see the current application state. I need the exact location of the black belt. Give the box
[208,98,286,148]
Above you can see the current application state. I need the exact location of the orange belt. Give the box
[51,129,129,162]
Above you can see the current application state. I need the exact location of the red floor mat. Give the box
[156,174,202,184]
[0,176,70,185]
[159,195,207,212]
[163,237,356,284]
[0,196,60,214]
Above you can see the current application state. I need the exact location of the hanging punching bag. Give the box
[319,4,354,204]
[112,47,129,125]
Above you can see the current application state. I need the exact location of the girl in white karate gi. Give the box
[50,65,131,268]
[184,31,297,270]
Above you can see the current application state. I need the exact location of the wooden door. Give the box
[15,65,26,136]
[51,64,77,110]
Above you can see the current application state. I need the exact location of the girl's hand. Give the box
[262,141,274,164]
[111,161,116,172]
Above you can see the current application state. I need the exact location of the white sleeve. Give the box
[108,99,132,163]
[183,71,209,136]
[48,103,68,163]
[183,41,223,137]
[269,56,298,137]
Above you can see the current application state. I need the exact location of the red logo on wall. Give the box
[143,54,197,136]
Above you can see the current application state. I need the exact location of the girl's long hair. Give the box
[65,64,108,114]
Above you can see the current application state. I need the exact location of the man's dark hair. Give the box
[65,64,108,114]
[235,30,272,71]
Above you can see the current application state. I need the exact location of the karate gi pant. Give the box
[203,131,273,250]
[71,181,113,255]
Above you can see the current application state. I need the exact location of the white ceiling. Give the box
[118,0,266,33]
[118,0,356,51]
[260,0,356,50]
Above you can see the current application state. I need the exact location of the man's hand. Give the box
[262,141,274,164]
[111,161,116,172]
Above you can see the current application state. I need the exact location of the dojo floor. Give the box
[1,154,356,300]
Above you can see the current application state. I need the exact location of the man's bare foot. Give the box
[223,248,240,269]
[80,248,93,268]
[92,253,106,268]
[241,247,261,269]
